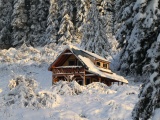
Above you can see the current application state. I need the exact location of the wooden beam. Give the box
[83,69,86,85]
[99,77,101,82]
[63,53,73,55]
[85,74,96,76]
[52,75,58,85]
[53,73,84,76]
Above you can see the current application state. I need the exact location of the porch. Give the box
[52,67,122,86]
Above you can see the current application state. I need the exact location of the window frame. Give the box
[103,63,108,68]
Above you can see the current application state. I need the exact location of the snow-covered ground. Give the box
[0,44,141,120]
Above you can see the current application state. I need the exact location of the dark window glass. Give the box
[97,62,100,66]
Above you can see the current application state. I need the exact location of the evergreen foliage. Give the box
[57,0,75,45]
[115,0,160,75]
[45,0,60,44]
[132,31,160,120]
[80,0,111,58]
[0,0,13,49]
[28,0,50,46]
[0,0,114,49]
[11,0,29,46]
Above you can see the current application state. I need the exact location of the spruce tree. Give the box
[28,0,49,46]
[46,0,76,45]
[57,0,75,45]
[11,0,29,46]
[132,30,160,120]
[80,0,111,58]
[58,14,75,45]
[0,0,13,48]
[45,0,60,44]
[75,0,90,42]
[115,0,160,75]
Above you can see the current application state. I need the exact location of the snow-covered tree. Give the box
[58,14,75,45]
[0,0,13,48]
[11,0,29,46]
[132,32,160,120]
[80,0,111,58]
[45,0,60,44]
[97,0,114,34]
[57,0,76,45]
[115,0,160,75]
[46,0,76,45]
[0,0,116,48]
[28,0,49,46]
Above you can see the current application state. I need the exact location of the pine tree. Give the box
[57,0,75,45]
[0,0,13,49]
[28,0,49,46]
[115,0,160,75]
[75,0,90,42]
[80,0,111,58]
[132,30,160,120]
[97,0,114,34]
[58,14,75,45]
[46,0,76,45]
[45,0,60,44]
[11,0,29,46]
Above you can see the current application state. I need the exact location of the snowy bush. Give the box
[84,82,114,94]
[37,91,61,108]
[51,80,84,95]
[51,81,117,95]
[4,76,61,108]
[0,44,62,65]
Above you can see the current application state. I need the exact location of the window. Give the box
[97,62,100,66]
[69,60,75,66]
[103,64,107,68]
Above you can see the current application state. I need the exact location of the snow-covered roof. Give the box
[49,45,128,83]
[78,55,128,83]
[69,45,110,62]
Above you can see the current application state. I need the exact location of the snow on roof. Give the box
[81,49,110,62]
[68,45,110,62]
[98,67,113,74]
[78,55,128,83]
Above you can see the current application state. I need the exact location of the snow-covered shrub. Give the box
[85,82,115,94]
[52,81,84,95]
[37,91,61,108]
[4,76,61,108]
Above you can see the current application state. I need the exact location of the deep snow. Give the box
[0,44,141,120]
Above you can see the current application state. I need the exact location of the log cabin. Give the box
[48,45,128,86]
